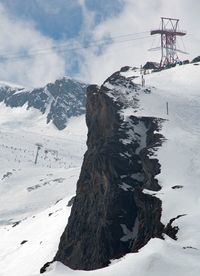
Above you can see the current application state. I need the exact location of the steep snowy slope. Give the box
[36,62,200,276]
[0,110,87,223]
[0,110,87,275]
[0,78,88,275]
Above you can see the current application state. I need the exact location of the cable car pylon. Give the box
[149,17,188,68]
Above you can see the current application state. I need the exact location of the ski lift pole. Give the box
[34,143,42,165]
[141,74,145,87]
[166,102,169,115]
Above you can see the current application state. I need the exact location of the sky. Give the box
[0,0,199,87]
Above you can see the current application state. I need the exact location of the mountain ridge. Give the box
[0,76,88,130]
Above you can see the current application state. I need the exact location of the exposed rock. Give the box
[120,66,132,72]
[182,60,189,65]
[143,61,159,70]
[20,240,28,245]
[191,56,200,63]
[12,221,20,228]
[172,185,183,189]
[48,70,174,271]
[37,69,180,273]
[182,246,198,250]
[163,214,186,240]
[1,172,12,180]
[67,196,75,207]
[40,262,52,274]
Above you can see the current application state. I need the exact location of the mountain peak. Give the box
[0,77,88,130]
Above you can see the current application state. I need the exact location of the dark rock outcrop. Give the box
[143,61,159,70]
[0,77,87,130]
[48,71,174,271]
[191,56,200,63]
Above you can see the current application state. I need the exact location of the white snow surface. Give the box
[0,103,87,275]
[1,62,200,276]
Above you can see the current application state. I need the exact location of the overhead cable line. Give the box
[0,32,150,62]
[0,30,149,56]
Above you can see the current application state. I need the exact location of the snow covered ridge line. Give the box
[40,68,185,273]
[0,77,88,130]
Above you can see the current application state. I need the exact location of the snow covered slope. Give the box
[0,107,87,224]
[1,62,200,276]
[0,80,88,275]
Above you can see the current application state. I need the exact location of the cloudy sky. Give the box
[0,0,199,87]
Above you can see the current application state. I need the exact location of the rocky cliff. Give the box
[42,68,177,272]
[0,77,87,130]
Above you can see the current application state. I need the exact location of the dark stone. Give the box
[67,196,75,207]
[183,246,198,250]
[164,214,186,240]
[12,221,20,227]
[53,77,167,270]
[20,240,28,245]
[55,199,62,205]
[191,56,200,63]
[172,185,183,189]
[182,60,189,65]
[120,66,131,72]
[40,262,53,274]
[143,62,159,70]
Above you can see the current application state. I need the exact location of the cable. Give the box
[0,31,150,62]
[0,36,151,62]
[90,38,152,58]
[0,30,150,56]
[180,37,187,52]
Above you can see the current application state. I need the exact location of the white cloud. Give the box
[0,4,65,88]
[0,1,199,88]
[77,0,200,85]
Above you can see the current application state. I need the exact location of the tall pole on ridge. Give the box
[150,17,187,68]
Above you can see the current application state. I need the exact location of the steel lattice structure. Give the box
[150,17,187,68]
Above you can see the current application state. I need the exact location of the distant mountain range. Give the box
[0,77,88,130]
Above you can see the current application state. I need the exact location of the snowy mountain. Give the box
[0,77,87,130]
[0,77,88,275]
[0,76,88,223]
[1,61,200,276]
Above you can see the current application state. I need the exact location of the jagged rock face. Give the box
[0,78,87,130]
[53,71,168,270]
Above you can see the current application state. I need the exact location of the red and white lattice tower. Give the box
[150,17,187,68]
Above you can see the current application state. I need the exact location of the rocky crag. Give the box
[42,68,178,272]
[0,77,87,130]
